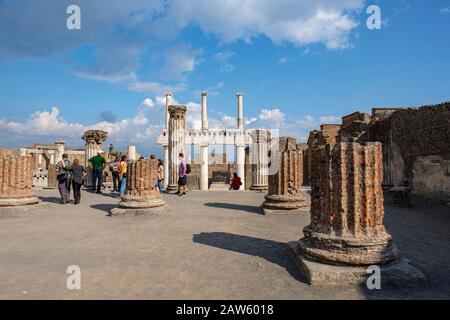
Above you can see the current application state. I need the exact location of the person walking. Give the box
[230,172,242,191]
[89,152,106,194]
[109,156,121,192]
[71,159,86,205]
[177,153,187,196]
[157,159,165,191]
[56,153,73,204]
[119,155,128,197]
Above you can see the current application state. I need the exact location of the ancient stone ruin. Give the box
[262,147,307,214]
[0,149,39,207]
[110,158,167,217]
[289,142,426,285]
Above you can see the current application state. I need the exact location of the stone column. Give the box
[236,93,244,130]
[289,142,425,285]
[236,143,246,190]
[262,148,307,214]
[200,143,209,191]
[82,130,108,189]
[250,130,269,191]
[50,153,55,165]
[200,92,209,191]
[165,92,172,130]
[111,159,167,216]
[128,145,137,161]
[54,141,65,163]
[167,105,187,191]
[201,92,208,131]
[0,149,39,207]
[163,92,172,188]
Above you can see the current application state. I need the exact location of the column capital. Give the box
[236,92,244,97]
[201,91,208,97]
[165,92,173,97]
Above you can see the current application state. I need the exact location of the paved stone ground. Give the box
[0,188,449,300]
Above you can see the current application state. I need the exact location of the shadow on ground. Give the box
[37,196,61,204]
[193,232,306,284]
[203,203,262,214]
[90,204,116,215]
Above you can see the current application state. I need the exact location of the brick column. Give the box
[289,142,426,285]
[0,149,39,207]
[111,159,167,216]
[262,148,307,214]
[298,142,399,265]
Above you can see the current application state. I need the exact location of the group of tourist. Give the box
[55,150,243,204]
[55,152,167,205]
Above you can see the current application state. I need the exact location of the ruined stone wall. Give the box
[369,102,450,200]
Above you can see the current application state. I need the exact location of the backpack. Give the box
[186,163,191,175]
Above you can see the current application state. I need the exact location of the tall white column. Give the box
[128,145,137,161]
[163,92,172,190]
[250,130,269,191]
[236,93,244,130]
[236,93,245,189]
[200,143,209,191]
[236,144,246,190]
[167,105,187,191]
[200,91,209,190]
[201,92,208,130]
[165,92,172,129]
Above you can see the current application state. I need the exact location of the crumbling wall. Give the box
[370,103,450,200]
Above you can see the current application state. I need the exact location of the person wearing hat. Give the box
[56,153,73,204]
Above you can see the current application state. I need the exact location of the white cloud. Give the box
[440,6,450,14]
[278,57,295,64]
[213,51,236,73]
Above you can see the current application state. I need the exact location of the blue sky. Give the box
[0,0,449,156]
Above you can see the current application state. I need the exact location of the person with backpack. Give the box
[109,156,121,192]
[230,172,242,191]
[119,155,128,198]
[56,153,73,204]
[177,152,190,196]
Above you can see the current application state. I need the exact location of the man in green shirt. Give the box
[89,153,106,194]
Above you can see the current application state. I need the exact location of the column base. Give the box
[299,227,400,266]
[262,194,308,214]
[288,242,426,286]
[110,196,167,217]
[250,185,268,192]
[166,184,179,192]
[0,196,40,207]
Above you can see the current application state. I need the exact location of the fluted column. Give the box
[111,159,167,216]
[250,130,269,191]
[54,141,65,163]
[84,138,98,188]
[0,149,39,207]
[262,148,307,214]
[167,105,187,191]
[298,142,399,265]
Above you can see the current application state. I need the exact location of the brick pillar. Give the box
[262,148,307,214]
[0,149,39,207]
[299,142,399,265]
[111,159,167,216]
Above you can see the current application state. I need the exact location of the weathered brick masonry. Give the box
[0,149,39,206]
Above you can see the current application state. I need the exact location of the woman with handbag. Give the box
[71,159,86,205]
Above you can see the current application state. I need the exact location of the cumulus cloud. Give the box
[0,0,365,92]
